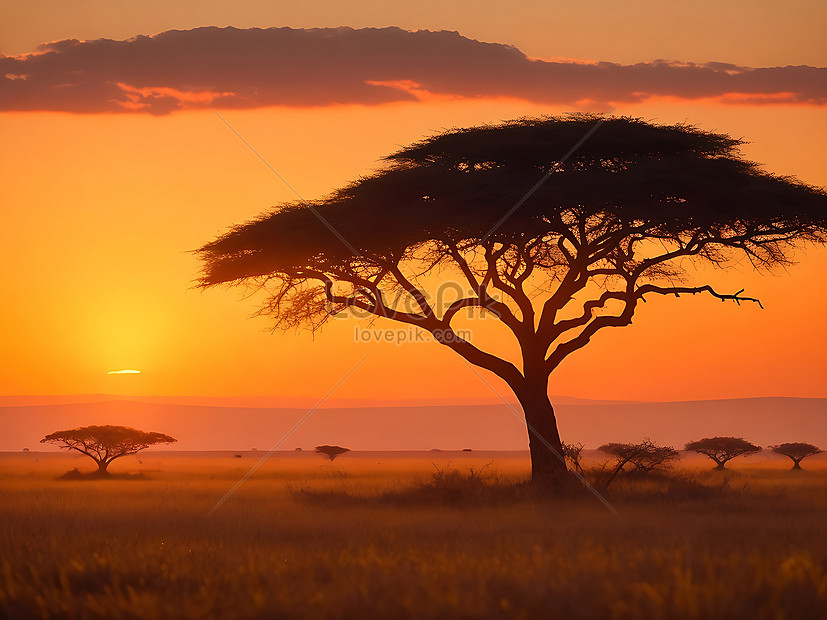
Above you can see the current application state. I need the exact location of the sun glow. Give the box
[107,369,141,375]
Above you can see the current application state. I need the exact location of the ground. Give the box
[0,450,825,619]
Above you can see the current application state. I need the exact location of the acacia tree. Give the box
[315,445,351,461]
[41,425,177,475]
[597,439,679,490]
[685,436,761,470]
[770,442,822,470]
[197,115,827,488]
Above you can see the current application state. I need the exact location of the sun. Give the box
[107,369,141,375]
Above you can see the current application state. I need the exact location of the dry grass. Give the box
[0,451,825,619]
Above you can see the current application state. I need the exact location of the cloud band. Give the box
[1,26,823,114]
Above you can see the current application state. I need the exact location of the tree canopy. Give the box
[315,445,351,461]
[41,425,177,475]
[598,440,679,473]
[685,436,761,469]
[196,114,827,487]
[199,114,826,294]
[597,439,679,490]
[770,442,822,470]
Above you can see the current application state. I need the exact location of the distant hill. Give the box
[1,396,824,452]
[0,394,639,408]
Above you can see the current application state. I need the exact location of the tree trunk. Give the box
[792,460,802,470]
[516,380,568,489]
[95,460,110,476]
[714,462,726,470]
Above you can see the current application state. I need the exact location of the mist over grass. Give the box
[1,452,825,619]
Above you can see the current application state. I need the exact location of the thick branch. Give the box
[429,325,524,390]
[545,296,637,371]
[295,267,526,387]
[445,242,523,333]
[386,263,434,317]
[544,280,763,370]
[298,269,431,327]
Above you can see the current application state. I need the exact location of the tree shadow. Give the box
[58,468,147,481]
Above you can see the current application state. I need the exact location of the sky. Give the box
[1,1,825,405]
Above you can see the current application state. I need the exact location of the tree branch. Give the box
[636,284,763,309]
[429,325,524,390]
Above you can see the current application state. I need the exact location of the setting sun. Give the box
[106,369,141,375]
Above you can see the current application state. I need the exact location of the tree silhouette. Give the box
[315,445,351,461]
[685,436,761,470]
[770,442,822,470]
[561,441,585,475]
[597,439,679,489]
[197,114,827,488]
[41,425,177,476]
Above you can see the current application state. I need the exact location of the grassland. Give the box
[1,451,825,619]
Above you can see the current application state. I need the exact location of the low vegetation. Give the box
[1,451,823,619]
[594,439,680,490]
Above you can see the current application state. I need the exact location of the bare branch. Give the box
[636,284,763,309]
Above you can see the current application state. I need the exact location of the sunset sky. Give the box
[1,0,825,404]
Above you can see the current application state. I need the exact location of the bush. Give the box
[58,468,146,481]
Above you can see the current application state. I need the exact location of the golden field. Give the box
[1,451,825,619]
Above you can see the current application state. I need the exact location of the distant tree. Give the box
[561,441,585,475]
[197,114,827,489]
[41,425,176,476]
[314,445,350,461]
[770,442,822,470]
[685,437,761,470]
[597,439,679,490]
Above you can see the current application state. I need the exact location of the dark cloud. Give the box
[1,26,823,114]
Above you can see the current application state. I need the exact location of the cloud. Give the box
[1,26,824,114]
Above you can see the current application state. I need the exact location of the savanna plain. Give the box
[1,451,825,620]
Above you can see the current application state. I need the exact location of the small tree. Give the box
[597,439,679,490]
[685,437,760,470]
[41,425,176,476]
[315,445,351,461]
[561,441,585,475]
[770,442,822,470]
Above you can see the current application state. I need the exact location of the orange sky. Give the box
[1,2,825,404]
